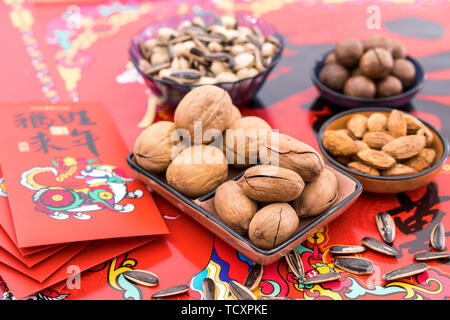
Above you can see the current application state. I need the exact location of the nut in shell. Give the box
[223,116,271,168]
[333,256,374,275]
[166,145,228,198]
[430,223,445,251]
[238,165,305,203]
[248,203,299,250]
[347,161,380,176]
[383,263,428,282]
[174,85,233,145]
[214,180,257,236]
[367,113,387,132]
[292,168,338,218]
[362,131,394,150]
[375,212,396,243]
[260,132,324,182]
[381,163,418,177]
[133,121,179,173]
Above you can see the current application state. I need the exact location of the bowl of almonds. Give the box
[129,12,283,108]
[319,108,448,194]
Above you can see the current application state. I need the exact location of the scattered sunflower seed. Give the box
[383,263,429,281]
[334,256,374,275]
[362,237,400,257]
[243,264,263,291]
[430,223,446,251]
[122,269,159,287]
[414,251,450,261]
[375,212,396,243]
[229,280,257,300]
[301,272,341,285]
[202,278,216,300]
[330,245,366,255]
[285,250,305,279]
[152,284,189,299]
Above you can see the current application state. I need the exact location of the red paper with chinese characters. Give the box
[0,102,168,248]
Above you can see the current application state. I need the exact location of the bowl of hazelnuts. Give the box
[311,35,425,108]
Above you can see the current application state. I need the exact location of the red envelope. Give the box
[0,241,89,282]
[0,235,154,299]
[0,226,69,267]
[0,102,168,248]
[0,170,68,258]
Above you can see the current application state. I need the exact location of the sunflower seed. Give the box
[414,251,450,261]
[334,256,374,275]
[229,280,257,300]
[383,263,429,281]
[430,223,446,251]
[152,284,189,298]
[170,69,201,83]
[375,212,396,243]
[330,245,366,255]
[243,264,263,291]
[301,272,341,285]
[202,278,216,300]
[362,237,399,257]
[122,270,159,287]
[285,250,305,278]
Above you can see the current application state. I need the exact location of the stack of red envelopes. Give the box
[0,102,169,299]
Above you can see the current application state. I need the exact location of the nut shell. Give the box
[260,133,324,182]
[133,121,178,173]
[214,181,257,236]
[292,168,338,218]
[248,203,299,250]
[166,145,228,198]
[174,85,233,144]
[238,165,305,202]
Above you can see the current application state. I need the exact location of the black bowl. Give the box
[311,50,425,109]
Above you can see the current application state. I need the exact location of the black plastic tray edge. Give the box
[127,153,363,258]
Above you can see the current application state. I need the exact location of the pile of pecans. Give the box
[136,14,281,85]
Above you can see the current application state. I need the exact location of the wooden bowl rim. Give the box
[318,107,449,181]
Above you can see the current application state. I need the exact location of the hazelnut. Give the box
[319,63,350,92]
[343,75,376,98]
[390,40,407,59]
[376,75,403,98]
[335,38,364,68]
[392,58,416,88]
[359,48,394,80]
[363,35,390,51]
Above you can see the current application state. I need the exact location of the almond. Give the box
[417,127,434,147]
[347,114,368,139]
[387,109,407,138]
[347,161,380,176]
[357,149,396,170]
[404,114,424,133]
[322,130,357,156]
[367,113,387,132]
[362,131,394,149]
[381,135,426,160]
[404,148,436,172]
[382,164,418,177]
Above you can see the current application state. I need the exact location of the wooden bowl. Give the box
[318,108,448,194]
[127,153,362,265]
